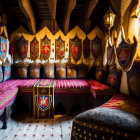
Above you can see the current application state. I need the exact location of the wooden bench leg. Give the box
[1,107,8,129]
[2,121,7,129]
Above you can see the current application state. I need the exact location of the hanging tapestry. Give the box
[69,35,82,63]
[30,37,39,60]
[16,36,28,60]
[83,37,90,59]
[40,35,51,60]
[91,36,102,58]
[107,43,113,65]
[55,37,65,60]
[116,37,137,71]
[0,37,7,60]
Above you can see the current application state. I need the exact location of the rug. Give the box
[0,114,73,140]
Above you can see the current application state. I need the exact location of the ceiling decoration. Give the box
[2,0,116,34]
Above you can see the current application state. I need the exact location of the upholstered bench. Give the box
[0,80,21,129]
[71,93,140,140]
[18,79,93,114]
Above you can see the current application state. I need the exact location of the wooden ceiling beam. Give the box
[84,0,99,20]
[48,0,57,20]
[18,0,36,34]
[63,0,76,35]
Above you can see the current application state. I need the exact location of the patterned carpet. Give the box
[0,114,74,140]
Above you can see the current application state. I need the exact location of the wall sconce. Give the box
[103,7,116,38]
[103,7,116,31]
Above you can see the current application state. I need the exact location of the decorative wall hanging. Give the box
[30,37,39,61]
[40,35,51,60]
[91,36,102,59]
[16,35,28,60]
[107,43,114,65]
[83,37,90,59]
[116,36,137,71]
[69,35,82,63]
[0,37,7,61]
[55,36,65,60]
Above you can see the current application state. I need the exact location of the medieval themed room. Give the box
[0,0,140,140]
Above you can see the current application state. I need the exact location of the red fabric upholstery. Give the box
[0,87,18,110]
[55,79,89,89]
[100,93,140,116]
[86,80,115,98]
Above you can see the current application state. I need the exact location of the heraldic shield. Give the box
[116,36,137,71]
[40,35,51,60]
[16,36,28,60]
[69,35,82,63]
[0,37,7,60]
[33,80,55,119]
[55,36,65,60]
[91,36,102,59]
[83,37,90,59]
[36,95,52,111]
[30,37,39,60]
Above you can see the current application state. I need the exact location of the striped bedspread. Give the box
[55,79,89,89]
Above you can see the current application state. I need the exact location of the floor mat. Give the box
[0,114,74,140]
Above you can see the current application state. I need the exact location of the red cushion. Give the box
[86,80,115,98]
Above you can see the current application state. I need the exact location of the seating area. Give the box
[1,0,140,139]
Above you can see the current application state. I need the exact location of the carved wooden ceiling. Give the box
[1,0,114,35]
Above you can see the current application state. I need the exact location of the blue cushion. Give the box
[0,66,3,82]
[3,65,11,82]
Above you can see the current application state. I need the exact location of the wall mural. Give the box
[83,37,90,59]
[116,34,137,71]
[55,36,65,60]
[0,37,7,60]
[69,35,82,63]
[91,36,102,59]
[40,35,51,60]
[30,37,39,61]
[16,35,28,60]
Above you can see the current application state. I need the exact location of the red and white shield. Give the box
[40,35,51,60]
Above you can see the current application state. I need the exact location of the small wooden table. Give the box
[33,80,55,119]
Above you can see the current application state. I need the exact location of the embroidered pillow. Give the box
[107,70,122,90]
[0,66,3,82]
[43,63,54,79]
[16,63,29,79]
[95,66,107,82]
[56,63,66,79]
[67,65,77,79]
[3,59,11,82]
[77,64,88,79]
[30,63,41,79]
